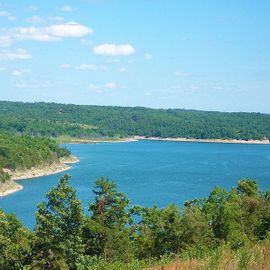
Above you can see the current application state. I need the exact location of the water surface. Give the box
[1,140,270,228]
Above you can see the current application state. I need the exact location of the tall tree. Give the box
[33,174,84,269]
[83,177,133,261]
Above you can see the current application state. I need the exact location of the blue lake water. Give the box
[0,140,270,228]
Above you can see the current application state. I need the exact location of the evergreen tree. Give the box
[33,174,84,269]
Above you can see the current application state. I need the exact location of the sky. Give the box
[0,0,270,113]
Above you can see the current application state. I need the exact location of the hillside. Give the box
[0,132,72,195]
[0,101,269,140]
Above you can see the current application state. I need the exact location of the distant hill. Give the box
[0,101,269,140]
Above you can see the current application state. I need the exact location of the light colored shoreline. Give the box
[133,136,270,145]
[64,136,269,145]
[0,181,23,197]
[0,155,80,197]
[65,138,138,144]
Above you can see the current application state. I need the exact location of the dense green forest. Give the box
[0,132,70,183]
[0,101,269,140]
[1,176,270,269]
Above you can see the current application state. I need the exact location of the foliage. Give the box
[0,131,70,184]
[84,177,133,261]
[33,174,84,269]
[0,209,32,270]
[0,101,269,140]
[1,176,270,269]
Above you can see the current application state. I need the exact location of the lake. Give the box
[1,140,270,228]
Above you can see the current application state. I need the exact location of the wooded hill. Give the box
[0,132,70,183]
[0,101,269,140]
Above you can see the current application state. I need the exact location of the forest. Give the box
[0,132,70,183]
[0,101,269,140]
[1,175,270,269]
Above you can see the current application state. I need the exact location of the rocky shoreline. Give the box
[0,155,79,197]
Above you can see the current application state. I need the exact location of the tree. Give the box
[83,177,133,261]
[135,204,183,258]
[0,209,32,270]
[33,174,84,269]
[237,179,259,197]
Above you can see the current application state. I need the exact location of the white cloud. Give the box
[15,83,29,88]
[100,65,108,70]
[105,59,120,64]
[26,15,44,24]
[170,85,181,90]
[88,84,99,89]
[119,67,126,72]
[81,38,93,45]
[0,10,15,21]
[105,82,117,89]
[61,5,75,12]
[144,53,152,60]
[49,22,92,38]
[189,85,198,90]
[8,16,16,21]
[48,16,64,22]
[11,70,23,76]
[14,26,60,41]
[0,35,13,47]
[26,5,38,12]
[11,69,30,76]
[60,63,71,69]
[0,48,32,60]
[26,15,64,25]
[1,22,93,45]
[93,44,135,56]
[0,11,9,17]
[212,86,223,90]
[76,64,96,70]
[174,71,189,77]
[88,82,118,91]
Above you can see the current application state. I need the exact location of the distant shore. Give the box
[63,137,138,144]
[0,155,79,197]
[63,136,270,145]
[134,136,270,145]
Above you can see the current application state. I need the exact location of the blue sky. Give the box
[0,0,269,112]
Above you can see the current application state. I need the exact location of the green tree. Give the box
[135,204,183,258]
[33,174,84,269]
[83,177,133,262]
[0,209,32,270]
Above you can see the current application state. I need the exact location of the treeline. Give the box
[0,101,269,140]
[0,132,70,183]
[1,175,270,269]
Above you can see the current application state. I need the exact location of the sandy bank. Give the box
[65,138,138,144]
[0,181,23,197]
[133,136,270,145]
[0,155,79,197]
[63,136,269,145]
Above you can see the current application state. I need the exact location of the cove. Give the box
[0,140,270,229]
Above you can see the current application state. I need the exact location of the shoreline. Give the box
[64,137,138,144]
[0,181,23,197]
[0,155,80,197]
[1,137,268,197]
[133,136,270,145]
[63,136,269,145]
